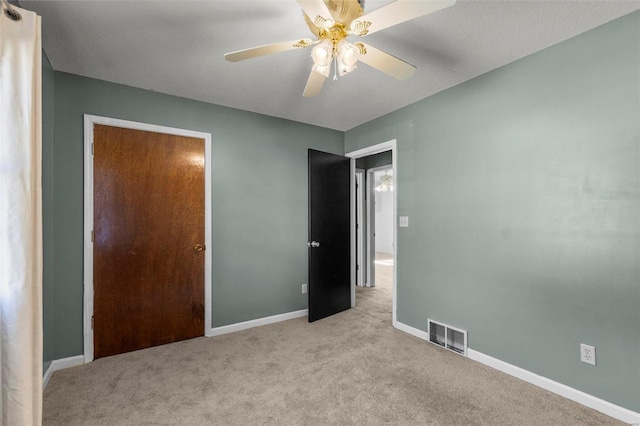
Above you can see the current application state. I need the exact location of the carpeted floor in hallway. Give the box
[354,252,394,324]
[43,258,623,425]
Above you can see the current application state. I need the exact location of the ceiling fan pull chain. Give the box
[333,55,338,81]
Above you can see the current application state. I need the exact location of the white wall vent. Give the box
[427,319,467,357]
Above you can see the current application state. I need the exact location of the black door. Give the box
[308,149,351,322]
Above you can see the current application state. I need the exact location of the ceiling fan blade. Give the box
[327,0,364,26]
[304,0,364,36]
[296,0,336,29]
[303,70,327,97]
[351,0,456,36]
[357,43,416,80]
[224,39,314,62]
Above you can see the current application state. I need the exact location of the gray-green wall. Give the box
[346,12,640,412]
[42,52,54,370]
[48,72,343,359]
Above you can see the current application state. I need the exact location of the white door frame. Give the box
[355,169,365,287]
[82,114,213,363]
[346,140,397,326]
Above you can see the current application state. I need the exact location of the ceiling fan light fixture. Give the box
[338,60,357,76]
[375,172,393,192]
[225,0,456,96]
[336,40,359,76]
[311,39,333,67]
[312,63,331,77]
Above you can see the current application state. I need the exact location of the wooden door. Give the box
[308,149,351,322]
[93,124,205,359]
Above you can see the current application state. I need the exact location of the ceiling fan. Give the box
[224,0,456,97]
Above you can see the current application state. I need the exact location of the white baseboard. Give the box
[43,309,309,390]
[43,311,310,389]
[467,349,640,425]
[394,319,430,341]
[210,309,308,337]
[43,355,84,391]
[394,321,639,425]
[43,363,53,391]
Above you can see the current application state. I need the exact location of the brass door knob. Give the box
[194,244,205,252]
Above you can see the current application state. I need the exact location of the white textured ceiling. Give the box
[22,0,640,131]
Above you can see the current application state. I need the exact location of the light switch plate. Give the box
[399,216,409,227]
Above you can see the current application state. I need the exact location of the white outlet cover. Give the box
[301,284,308,294]
[580,343,596,366]
[399,216,409,227]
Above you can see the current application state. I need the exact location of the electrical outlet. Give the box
[580,344,596,366]
[301,284,307,294]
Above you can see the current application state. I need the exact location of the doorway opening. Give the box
[346,140,397,326]
[370,166,394,288]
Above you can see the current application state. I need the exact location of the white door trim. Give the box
[366,169,375,288]
[83,114,213,363]
[355,169,365,287]
[346,140,397,326]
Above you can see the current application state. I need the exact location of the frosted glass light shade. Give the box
[337,40,359,76]
[311,40,333,67]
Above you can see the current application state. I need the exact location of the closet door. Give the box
[93,124,205,358]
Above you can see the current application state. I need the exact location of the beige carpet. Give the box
[355,252,393,324]
[44,266,622,425]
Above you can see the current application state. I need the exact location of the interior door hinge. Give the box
[91,316,94,330]
[91,143,94,155]
[91,230,94,242]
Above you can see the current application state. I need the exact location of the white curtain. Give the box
[0,4,43,425]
